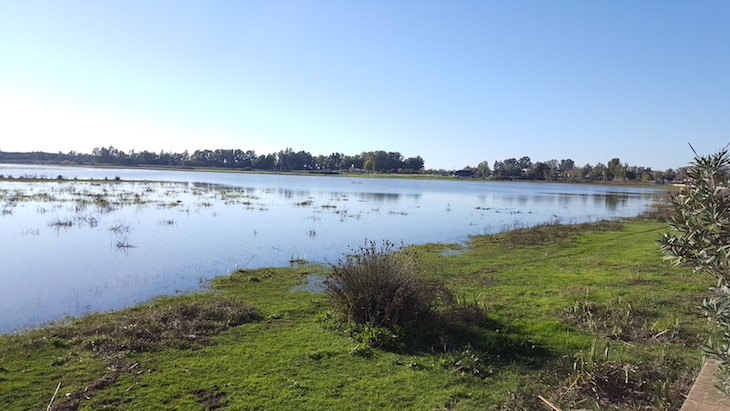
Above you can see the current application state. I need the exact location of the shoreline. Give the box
[0,161,675,190]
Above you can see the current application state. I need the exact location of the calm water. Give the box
[0,164,666,332]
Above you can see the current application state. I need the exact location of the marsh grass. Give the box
[638,197,675,221]
[48,218,73,228]
[108,220,132,233]
[473,219,624,247]
[289,255,308,265]
[115,237,136,249]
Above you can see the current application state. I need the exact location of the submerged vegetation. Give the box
[0,219,713,410]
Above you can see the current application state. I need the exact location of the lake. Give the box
[0,164,667,333]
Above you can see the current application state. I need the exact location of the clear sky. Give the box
[1,1,728,171]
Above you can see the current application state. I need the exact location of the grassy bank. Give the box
[0,219,712,410]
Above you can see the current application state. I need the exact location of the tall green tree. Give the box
[403,156,424,172]
[606,158,626,180]
[475,160,491,177]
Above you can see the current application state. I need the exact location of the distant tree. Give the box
[475,161,491,177]
[579,163,593,179]
[559,158,575,172]
[493,158,523,179]
[518,156,532,171]
[589,163,607,180]
[606,158,626,180]
[624,166,637,181]
[528,162,552,180]
[403,156,424,172]
[252,154,276,170]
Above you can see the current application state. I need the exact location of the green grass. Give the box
[0,220,714,410]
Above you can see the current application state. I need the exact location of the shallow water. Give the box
[0,164,666,332]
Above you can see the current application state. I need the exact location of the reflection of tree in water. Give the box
[361,192,421,203]
[277,188,311,199]
[357,192,401,203]
[594,193,629,211]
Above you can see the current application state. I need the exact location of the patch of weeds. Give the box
[349,344,373,357]
[474,220,623,248]
[554,340,695,410]
[21,228,40,236]
[48,218,73,228]
[115,237,137,249]
[564,297,693,345]
[624,269,654,284]
[50,351,77,367]
[51,297,261,356]
[49,337,69,348]
[192,386,229,410]
[108,220,132,233]
[44,297,260,410]
[638,197,674,221]
[438,344,493,377]
[289,255,308,265]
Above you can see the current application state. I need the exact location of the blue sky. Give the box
[1,1,728,170]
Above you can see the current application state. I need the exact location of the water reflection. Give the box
[355,192,406,202]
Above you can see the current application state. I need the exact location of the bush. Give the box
[324,241,442,328]
[659,145,730,394]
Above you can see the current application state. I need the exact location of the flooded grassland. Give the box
[0,168,666,332]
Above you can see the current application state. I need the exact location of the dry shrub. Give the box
[325,241,443,328]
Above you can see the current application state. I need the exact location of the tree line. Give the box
[0,147,425,174]
[462,156,684,183]
[0,147,685,182]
